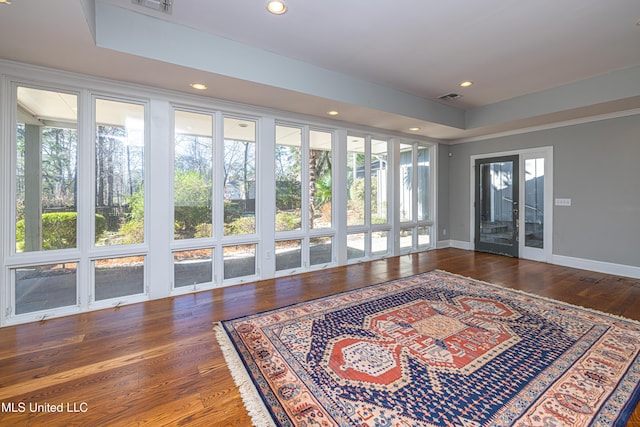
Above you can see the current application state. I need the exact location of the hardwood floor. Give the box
[0,248,639,426]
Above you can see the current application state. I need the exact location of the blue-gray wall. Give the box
[444,114,640,268]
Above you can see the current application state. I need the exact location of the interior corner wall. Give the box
[436,143,450,244]
[447,114,640,268]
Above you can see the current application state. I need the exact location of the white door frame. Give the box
[470,146,553,262]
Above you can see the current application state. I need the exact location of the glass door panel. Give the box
[524,158,544,249]
[475,156,519,257]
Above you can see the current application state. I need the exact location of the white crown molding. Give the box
[450,108,640,145]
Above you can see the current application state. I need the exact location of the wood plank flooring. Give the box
[0,248,639,426]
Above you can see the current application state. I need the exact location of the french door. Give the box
[475,156,519,257]
[472,148,552,262]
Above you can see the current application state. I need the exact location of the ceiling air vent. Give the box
[132,0,173,14]
[438,93,462,101]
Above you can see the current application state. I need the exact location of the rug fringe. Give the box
[214,322,277,427]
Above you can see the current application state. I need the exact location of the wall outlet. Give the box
[555,198,572,207]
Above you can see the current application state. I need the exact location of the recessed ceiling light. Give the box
[459,81,473,87]
[267,1,287,15]
[190,83,207,90]
[409,127,420,132]
[327,110,339,116]
[0,0,12,5]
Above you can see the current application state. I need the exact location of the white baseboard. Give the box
[437,240,472,250]
[551,254,640,280]
[449,240,473,250]
[436,240,451,249]
[434,243,640,279]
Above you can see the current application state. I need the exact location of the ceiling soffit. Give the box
[90,1,640,141]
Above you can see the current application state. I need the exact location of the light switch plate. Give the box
[555,198,572,206]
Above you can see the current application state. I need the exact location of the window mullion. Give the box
[333,129,347,265]
[258,116,276,279]
[301,125,310,236]
[77,89,92,310]
[412,144,419,250]
[213,113,225,283]
[364,136,372,255]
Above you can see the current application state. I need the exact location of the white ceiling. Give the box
[1,0,639,141]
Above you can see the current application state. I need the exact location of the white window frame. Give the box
[0,61,439,326]
[274,121,336,276]
[170,106,217,294]
[4,81,85,323]
[394,140,437,254]
[345,134,393,263]
[89,94,151,309]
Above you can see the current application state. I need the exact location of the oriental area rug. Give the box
[215,270,640,427]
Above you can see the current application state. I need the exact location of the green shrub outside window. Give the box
[16,212,106,251]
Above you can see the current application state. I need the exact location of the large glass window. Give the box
[309,130,332,229]
[399,143,413,223]
[397,142,433,252]
[347,232,366,260]
[5,75,442,326]
[223,118,256,236]
[417,146,430,221]
[95,99,145,246]
[347,136,365,227]
[418,226,431,247]
[15,87,78,253]
[14,263,77,314]
[275,240,302,272]
[275,125,302,232]
[174,249,213,288]
[174,110,214,240]
[371,230,389,256]
[371,139,388,225]
[400,228,413,252]
[223,244,256,279]
[94,256,145,301]
[275,125,334,271]
[310,236,332,266]
[345,136,390,261]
